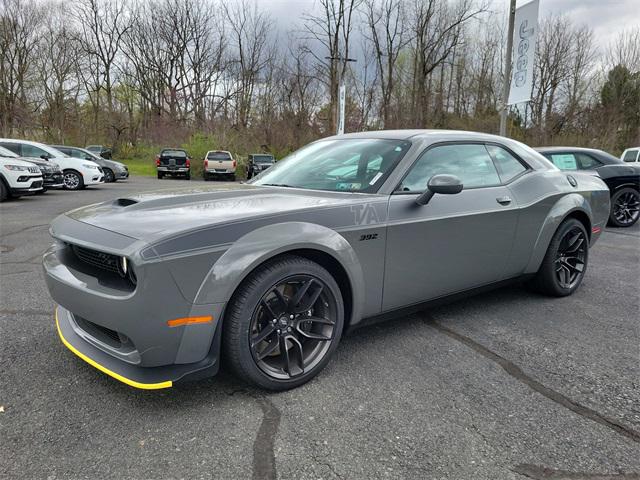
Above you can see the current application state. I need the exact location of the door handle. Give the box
[496,196,512,205]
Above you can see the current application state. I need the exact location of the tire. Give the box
[103,168,115,183]
[608,187,640,228]
[204,173,210,181]
[63,170,84,190]
[246,171,252,180]
[0,179,8,202]
[230,174,236,182]
[531,218,589,297]
[157,172,164,179]
[223,255,344,390]
[185,173,191,180]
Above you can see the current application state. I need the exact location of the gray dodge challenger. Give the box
[44,130,610,390]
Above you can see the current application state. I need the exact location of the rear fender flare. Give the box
[194,221,365,323]
[524,193,593,273]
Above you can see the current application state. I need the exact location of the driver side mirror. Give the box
[415,174,463,206]
[40,154,50,161]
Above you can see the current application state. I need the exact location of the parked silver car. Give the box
[44,130,610,391]
[51,145,128,183]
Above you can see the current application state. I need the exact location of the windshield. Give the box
[253,155,273,164]
[0,145,18,158]
[250,138,411,193]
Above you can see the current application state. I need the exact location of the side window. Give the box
[400,144,501,192]
[486,145,527,182]
[0,143,21,155]
[21,144,48,158]
[549,153,578,171]
[575,153,602,170]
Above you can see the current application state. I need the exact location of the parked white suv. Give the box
[621,147,640,163]
[0,156,44,201]
[0,139,104,190]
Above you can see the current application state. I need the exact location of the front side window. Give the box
[486,145,527,182]
[548,153,578,170]
[0,143,21,155]
[400,144,500,192]
[251,138,411,193]
[21,144,48,158]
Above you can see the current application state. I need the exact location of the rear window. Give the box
[253,155,273,163]
[161,150,187,158]
[207,152,232,160]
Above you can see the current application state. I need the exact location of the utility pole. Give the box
[500,0,517,137]
[326,56,357,135]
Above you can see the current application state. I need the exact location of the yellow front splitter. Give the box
[55,309,172,390]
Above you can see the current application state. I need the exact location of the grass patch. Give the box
[121,157,157,176]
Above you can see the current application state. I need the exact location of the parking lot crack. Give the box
[251,396,281,480]
[427,319,640,445]
[512,463,640,479]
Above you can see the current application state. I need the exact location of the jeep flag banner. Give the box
[508,0,539,105]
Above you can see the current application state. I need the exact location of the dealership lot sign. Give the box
[508,0,539,105]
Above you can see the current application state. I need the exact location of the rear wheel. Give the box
[157,172,164,179]
[223,255,344,390]
[531,218,589,297]
[230,174,236,182]
[63,170,83,190]
[185,173,191,180]
[609,188,640,227]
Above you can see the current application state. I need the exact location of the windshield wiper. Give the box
[260,183,296,188]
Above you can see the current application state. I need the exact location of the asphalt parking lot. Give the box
[1,176,639,479]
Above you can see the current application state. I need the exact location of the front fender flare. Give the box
[193,221,365,324]
[524,193,593,273]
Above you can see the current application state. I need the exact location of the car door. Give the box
[382,142,523,311]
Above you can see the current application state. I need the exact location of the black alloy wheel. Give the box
[249,275,338,380]
[531,217,589,297]
[554,226,587,289]
[223,255,344,390]
[610,188,640,227]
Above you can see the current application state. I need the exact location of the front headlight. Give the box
[83,164,99,170]
[4,164,29,171]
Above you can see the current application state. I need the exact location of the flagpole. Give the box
[500,0,517,137]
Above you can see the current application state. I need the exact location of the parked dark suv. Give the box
[246,154,275,179]
[156,148,191,179]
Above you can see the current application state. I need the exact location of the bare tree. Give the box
[303,0,363,133]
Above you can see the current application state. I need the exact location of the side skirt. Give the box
[349,275,534,333]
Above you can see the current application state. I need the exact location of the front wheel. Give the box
[609,188,640,228]
[223,255,344,390]
[63,170,84,190]
[0,180,8,201]
[103,168,115,183]
[531,218,589,297]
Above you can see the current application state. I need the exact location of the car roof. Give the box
[326,129,511,142]
[0,138,67,157]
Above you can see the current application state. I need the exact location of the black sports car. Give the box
[536,147,640,227]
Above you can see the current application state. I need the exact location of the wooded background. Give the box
[1,0,638,161]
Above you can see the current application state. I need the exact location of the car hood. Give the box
[66,183,377,242]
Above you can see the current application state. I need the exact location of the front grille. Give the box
[72,244,122,276]
[28,166,40,173]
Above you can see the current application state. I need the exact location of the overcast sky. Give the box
[259,0,637,54]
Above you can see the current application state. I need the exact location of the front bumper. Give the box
[116,169,129,179]
[82,170,104,185]
[43,226,224,389]
[55,307,220,389]
[44,172,64,188]
[10,176,43,194]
